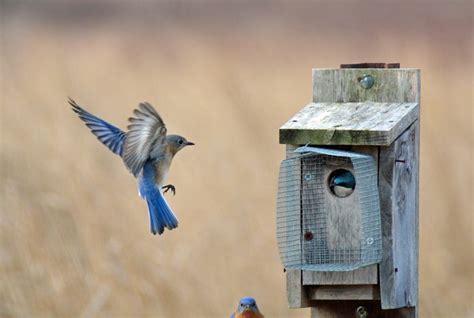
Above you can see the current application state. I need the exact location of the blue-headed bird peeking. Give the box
[230,297,264,318]
[69,98,194,235]
[328,169,356,198]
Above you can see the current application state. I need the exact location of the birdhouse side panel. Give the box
[379,122,419,309]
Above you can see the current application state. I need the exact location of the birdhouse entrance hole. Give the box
[327,169,355,198]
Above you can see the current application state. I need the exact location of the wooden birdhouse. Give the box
[276,64,419,318]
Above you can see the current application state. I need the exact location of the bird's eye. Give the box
[178,139,184,145]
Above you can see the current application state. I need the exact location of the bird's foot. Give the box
[162,184,176,196]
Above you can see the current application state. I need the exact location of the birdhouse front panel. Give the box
[276,147,382,272]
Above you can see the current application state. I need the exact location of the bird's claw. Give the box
[162,184,176,196]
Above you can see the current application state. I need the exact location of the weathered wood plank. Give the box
[301,155,324,267]
[302,146,378,286]
[324,161,361,252]
[301,156,362,267]
[287,269,311,308]
[280,102,419,146]
[310,301,416,318]
[379,122,419,309]
[312,69,420,103]
[284,146,311,309]
[308,285,380,300]
[303,265,378,286]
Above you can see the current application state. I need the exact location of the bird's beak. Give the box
[186,141,195,146]
[242,305,252,312]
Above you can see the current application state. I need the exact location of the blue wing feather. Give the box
[69,98,126,156]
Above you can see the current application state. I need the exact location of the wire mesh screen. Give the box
[276,146,382,271]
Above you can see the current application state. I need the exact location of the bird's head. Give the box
[328,169,356,198]
[166,134,194,154]
[328,169,356,189]
[236,297,259,314]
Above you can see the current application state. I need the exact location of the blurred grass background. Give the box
[0,1,472,317]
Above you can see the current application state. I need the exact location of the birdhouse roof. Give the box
[280,101,419,146]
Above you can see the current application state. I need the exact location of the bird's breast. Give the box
[333,185,354,197]
[235,312,264,318]
[153,157,172,186]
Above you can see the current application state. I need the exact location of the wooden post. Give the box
[278,63,420,318]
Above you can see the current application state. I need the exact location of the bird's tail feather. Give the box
[144,186,178,235]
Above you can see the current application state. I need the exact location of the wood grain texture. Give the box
[280,102,419,146]
[324,160,361,252]
[301,156,362,265]
[287,269,311,308]
[303,264,378,286]
[379,122,419,309]
[308,285,380,300]
[302,146,378,286]
[310,301,415,318]
[284,146,311,309]
[312,69,420,103]
[301,156,324,266]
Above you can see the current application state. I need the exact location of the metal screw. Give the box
[304,231,314,241]
[304,173,312,181]
[358,74,374,89]
[356,306,368,318]
[366,237,374,245]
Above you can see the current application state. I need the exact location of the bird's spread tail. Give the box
[144,188,178,235]
[139,163,178,235]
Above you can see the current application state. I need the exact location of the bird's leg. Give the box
[162,184,176,196]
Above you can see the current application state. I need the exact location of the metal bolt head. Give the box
[366,237,374,245]
[359,74,374,89]
[304,173,312,181]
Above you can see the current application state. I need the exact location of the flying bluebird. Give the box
[70,98,194,235]
[230,297,264,318]
[329,169,355,197]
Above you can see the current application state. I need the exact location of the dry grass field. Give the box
[0,1,472,317]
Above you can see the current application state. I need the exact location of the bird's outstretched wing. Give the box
[69,97,126,156]
[123,102,167,177]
